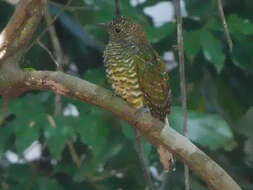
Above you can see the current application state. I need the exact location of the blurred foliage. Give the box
[0,0,253,189]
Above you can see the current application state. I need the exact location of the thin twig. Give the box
[45,4,81,167]
[37,39,58,67]
[66,140,82,167]
[27,0,74,52]
[47,115,57,128]
[134,129,155,190]
[173,0,189,190]
[44,8,64,70]
[45,6,64,115]
[184,166,190,190]
[49,1,89,12]
[217,0,233,52]
[115,0,121,17]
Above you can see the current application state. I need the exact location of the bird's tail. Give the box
[157,117,175,171]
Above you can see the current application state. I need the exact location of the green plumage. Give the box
[103,16,171,122]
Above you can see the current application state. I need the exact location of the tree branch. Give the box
[217,0,233,52]
[173,0,190,189]
[44,5,64,115]
[0,0,46,65]
[0,70,241,190]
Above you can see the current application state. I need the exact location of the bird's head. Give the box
[99,16,148,44]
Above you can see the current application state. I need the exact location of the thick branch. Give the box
[0,70,241,190]
[0,0,46,64]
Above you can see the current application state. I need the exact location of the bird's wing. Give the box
[135,46,171,121]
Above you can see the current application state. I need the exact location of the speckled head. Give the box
[102,16,148,44]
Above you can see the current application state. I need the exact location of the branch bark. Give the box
[0,1,242,190]
[0,70,242,190]
[0,0,46,64]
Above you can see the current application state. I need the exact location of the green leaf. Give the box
[92,1,146,23]
[54,162,77,177]
[37,177,62,190]
[7,165,36,188]
[185,0,214,19]
[232,34,253,74]
[169,106,234,150]
[75,113,109,156]
[228,14,253,35]
[83,67,106,85]
[9,94,49,152]
[121,121,151,156]
[142,140,152,157]
[9,94,46,120]
[184,30,202,61]
[236,107,253,138]
[44,116,75,159]
[205,18,223,31]
[146,23,175,43]
[0,126,14,155]
[190,176,209,190]
[200,30,225,72]
[14,125,39,153]
[243,137,253,168]
[121,121,135,140]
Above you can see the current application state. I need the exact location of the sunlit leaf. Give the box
[170,106,234,150]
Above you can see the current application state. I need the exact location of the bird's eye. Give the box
[115,28,121,33]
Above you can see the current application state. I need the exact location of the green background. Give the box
[0,0,252,189]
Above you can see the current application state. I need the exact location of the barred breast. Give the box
[103,42,145,109]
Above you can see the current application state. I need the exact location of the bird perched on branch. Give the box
[101,16,174,170]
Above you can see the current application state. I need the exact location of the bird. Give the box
[102,16,174,170]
